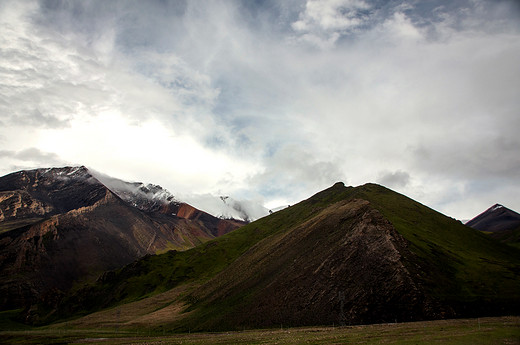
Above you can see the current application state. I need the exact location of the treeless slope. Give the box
[53,284,193,329]
[45,183,520,331]
[0,167,244,311]
[182,199,437,330]
[466,204,520,233]
[466,204,520,248]
[0,188,205,310]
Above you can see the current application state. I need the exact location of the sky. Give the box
[0,0,519,220]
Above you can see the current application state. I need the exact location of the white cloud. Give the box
[0,147,63,170]
[37,113,260,195]
[377,170,410,189]
[1,0,519,221]
[180,193,269,222]
[292,0,371,47]
[381,12,423,41]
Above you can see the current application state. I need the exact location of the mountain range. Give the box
[1,166,519,331]
[0,166,245,310]
[31,182,520,330]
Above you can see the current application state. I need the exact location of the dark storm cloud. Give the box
[248,143,346,201]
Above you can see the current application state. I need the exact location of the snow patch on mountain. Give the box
[90,168,268,221]
[89,169,179,212]
[39,166,89,178]
[490,204,504,212]
[38,166,96,184]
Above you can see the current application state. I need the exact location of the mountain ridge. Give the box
[0,166,245,310]
[42,182,520,330]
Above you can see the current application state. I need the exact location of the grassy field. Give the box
[1,316,518,345]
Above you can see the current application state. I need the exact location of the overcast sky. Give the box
[1,0,519,220]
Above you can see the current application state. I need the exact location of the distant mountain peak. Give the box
[466,203,520,233]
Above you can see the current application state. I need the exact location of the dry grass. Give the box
[1,316,518,345]
[54,284,193,329]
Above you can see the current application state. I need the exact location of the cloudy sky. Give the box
[1,0,519,220]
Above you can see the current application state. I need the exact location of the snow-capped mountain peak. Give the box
[114,181,179,212]
[89,170,180,213]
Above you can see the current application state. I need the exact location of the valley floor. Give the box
[0,316,518,345]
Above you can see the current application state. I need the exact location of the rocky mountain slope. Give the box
[0,166,244,310]
[44,183,520,330]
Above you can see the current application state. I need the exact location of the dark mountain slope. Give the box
[44,183,520,330]
[181,199,433,329]
[173,184,520,330]
[0,167,110,217]
[490,226,520,249]
[466,204,520,233]
[0,167,107,232]
[466,204,520,248]
[347,184,520,310]
[0,167,244,311]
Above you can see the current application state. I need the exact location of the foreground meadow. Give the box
[0,316,518,344]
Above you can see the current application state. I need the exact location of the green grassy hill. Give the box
[352,184,520,309]
[37,183,520,331]
[488,226,520,249]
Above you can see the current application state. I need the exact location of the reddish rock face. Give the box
[0,166,244,310]
[175,203,198,219]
